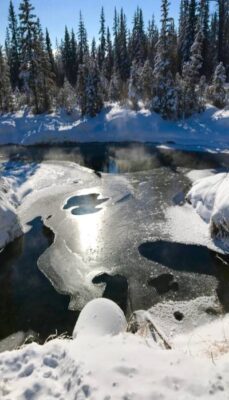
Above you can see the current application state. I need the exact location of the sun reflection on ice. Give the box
[65,189,108,256]
[76,211,103,254]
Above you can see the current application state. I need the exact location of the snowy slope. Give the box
[187,173,229,244]
[0,176,22,248]
[0,104,228,151]
[1,299,229,400]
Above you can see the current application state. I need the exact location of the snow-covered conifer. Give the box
[208,62,227,108]
[57,78,77,114]
[140,59,154,103]
[181,27,204,116]
[0,46,13,112]
[128,61,141,109]
[152,0,178,119]
[7,0,20,89]
[108,72,121,102]
[85,60,103,117]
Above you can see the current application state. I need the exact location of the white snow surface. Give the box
[187,173,229,245]
[0,176,22,248]
[1,298,229,400]
[73,298,127,338]
[0,104,228,152]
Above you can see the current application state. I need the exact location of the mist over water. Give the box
[0,143,228,172]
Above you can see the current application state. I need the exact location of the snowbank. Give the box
[0,176,22,248]
[187,173,229,243]
[1,298,229,400]
[0,104,228,152]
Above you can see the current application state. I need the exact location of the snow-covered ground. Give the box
[0,104,228,152]
[187,172,229,249]
[1,298,229,400]
[0,160,98,249]
[0,175,22,249]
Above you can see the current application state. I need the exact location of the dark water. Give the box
[0,143,229,172]
[63,193,109,215]
[92,273,129,313]
[0,218,77,342]
[139,240,229,311]
[0,143,229,344]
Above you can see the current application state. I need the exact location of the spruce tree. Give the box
[62,27,72,84]
[33,19,55,112]
[0,46,13,113]
[178,0,190,68]
[152,0,178,119]
[182,27,204,116]
[55,40,65,87]
[108,71,121,102]
[218,0,227,65]
[140,59,154,103]
[57,78,77,114]
[113,7,119,71]
[78,12,88,65]
[208,12,218,77]
[198,0,210,78]
[98,7,106,69]
[103,27,113,81]
[45,28,56,80]
[187,0,198,58]
[18,0,39,108]
[130,7,147,65]
[217,0,229,78]
[116,9,130,82]
[91,38,97,60]
[128,61,141,109]
[147,16,159,67]
[69,30,78,86]
[7,0,20,89]
[208,62,227,108]
[77,61,88,116]
[85,59,103,117]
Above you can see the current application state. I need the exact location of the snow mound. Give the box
[187,173,229,243]
[73,298,127,338]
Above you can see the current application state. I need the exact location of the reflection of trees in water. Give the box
[0,236,24,337]
[2,144,228,172]
[213,253,229,312]
[0,218,77,342]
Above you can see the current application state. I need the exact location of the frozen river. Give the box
[0,144,229,343]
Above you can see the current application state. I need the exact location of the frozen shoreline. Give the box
[187,172,229,251]
[0,176,22,249]
[1,298,229,400]
[0,104,228,153]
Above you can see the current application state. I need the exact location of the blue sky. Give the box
[0,0,215,46]
[0,0,182,44]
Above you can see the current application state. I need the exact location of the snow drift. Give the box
[0,104,228,152]
[187,172,229,242]
[0,176,22,248]
[1,298,229,399]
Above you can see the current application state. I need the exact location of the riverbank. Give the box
[1,298,229,400]
[0,104,228,152]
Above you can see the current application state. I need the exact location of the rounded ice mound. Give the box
[73,298,127,339]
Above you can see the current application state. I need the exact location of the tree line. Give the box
[0,0,228,119]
